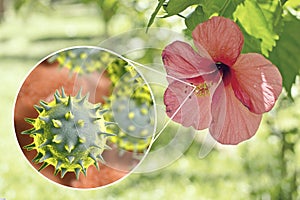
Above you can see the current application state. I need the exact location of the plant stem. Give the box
[219,0,230,16]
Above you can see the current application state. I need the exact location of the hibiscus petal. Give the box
[192,16,244,67]
[164,80,211,130]
[209,83,262,145]
[231,53,282,114]
[162,41,216,79]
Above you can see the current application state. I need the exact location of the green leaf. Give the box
[284,0,300,9]
[185,0,245,31]
[233,0,279,57]
[185,6,207,30]
[201,0,227,15]
[164,0,202,16]
[236,21,262,54]
[269,16,300,98]
[257,0,284,35]
[200,0,245,18]
[147,0,166,31]
[221,0,245,17]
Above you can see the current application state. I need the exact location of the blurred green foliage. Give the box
[0,0,299,199]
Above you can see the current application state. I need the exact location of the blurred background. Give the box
[0,0,299,199]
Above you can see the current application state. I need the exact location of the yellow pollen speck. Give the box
[80,53,88,59]
[128,112,135,119]
[140,108,148,115]
[140,129,148,136]
[128,125,136,132]
[194,82,211,97]
[65,144,74,153]
[52,119,62,128]
[65,111,74,120]
[79,136,86,143]
[52,135,62,143]
[77,119,85,127]
[119,132,126,137]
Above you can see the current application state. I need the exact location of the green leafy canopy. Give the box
[233,0,281,57]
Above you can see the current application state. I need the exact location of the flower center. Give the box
[216,62,230,73]
[194,82,211,97]
[216,62,231,85]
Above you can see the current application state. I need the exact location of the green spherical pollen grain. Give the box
[104,65,155,152]
[22,88,114,179]
[108,96,154,152]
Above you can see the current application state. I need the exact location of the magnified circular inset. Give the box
[13,46,156,189]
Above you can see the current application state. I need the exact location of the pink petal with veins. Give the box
[162,41,216,79]
[192,16,244,67]
[231,53,282,114]
[210,83,262,144]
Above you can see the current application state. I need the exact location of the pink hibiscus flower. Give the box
[162,16,282,144]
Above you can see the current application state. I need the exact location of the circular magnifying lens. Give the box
[13,46,156,189]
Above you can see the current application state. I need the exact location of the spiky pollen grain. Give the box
[22,88,109,179]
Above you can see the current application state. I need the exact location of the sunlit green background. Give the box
[0,0,299,199]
